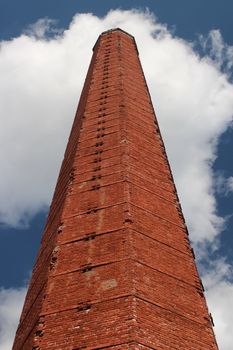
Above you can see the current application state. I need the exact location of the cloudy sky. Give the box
[0,1,233,349]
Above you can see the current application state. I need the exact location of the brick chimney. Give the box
[13,28,218,350]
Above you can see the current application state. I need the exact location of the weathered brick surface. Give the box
[59,204,126,242]
[130,204,189,252]
[13,28,218,349]
[130,230,200,287]
[38,297,135,349]
[55,229,130,271]
[136,298,217,350]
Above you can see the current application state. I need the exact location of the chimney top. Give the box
[92,28,139,55]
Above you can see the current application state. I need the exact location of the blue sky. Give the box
[1,0,233,43]
[0,1,233,349]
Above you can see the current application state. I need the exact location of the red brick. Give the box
[13,29,218,350]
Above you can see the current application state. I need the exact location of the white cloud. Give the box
[0,287,26,350]
[208,281,233,350]
[199,29,233,74]
[24,18,62,39]
[0,9,233,349]
[214,174,233,197]
[227,176,233,192]
[203,259,233,350]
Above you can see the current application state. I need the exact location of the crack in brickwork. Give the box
[13,29,218,350]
